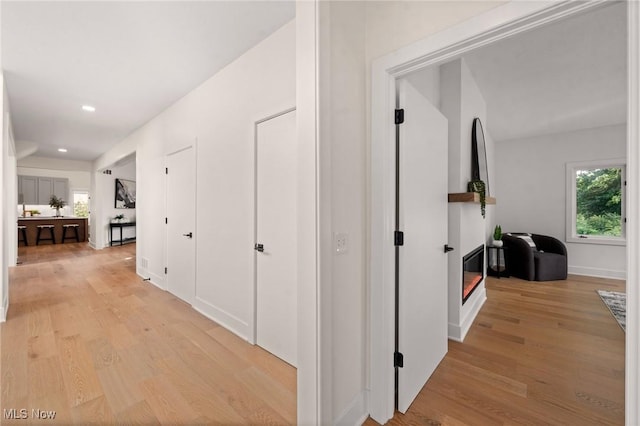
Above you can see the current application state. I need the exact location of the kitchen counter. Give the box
[19,216,83,220]
[18,217,88,245]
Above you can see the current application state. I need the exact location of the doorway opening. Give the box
[370,2,635,423]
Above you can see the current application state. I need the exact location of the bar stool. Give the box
[36,225,56,245]
[18,225,28,246]
[62,224,80,243]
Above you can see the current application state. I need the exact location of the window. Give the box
[566,159,626,245]
[73,191,89,218]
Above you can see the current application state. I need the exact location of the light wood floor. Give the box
[2,243,296,424]
[367,274,625,425]
[3,245,625,425]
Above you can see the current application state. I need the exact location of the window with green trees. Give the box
[567,160,625,244]
[73,191,89,218]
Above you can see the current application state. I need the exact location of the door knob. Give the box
[183,232,193,238]
[254,243,264,252]
[444,244,454,253]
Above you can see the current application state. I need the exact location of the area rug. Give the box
[597,290,626,332]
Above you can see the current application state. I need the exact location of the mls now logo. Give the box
[3,408,56,420]
[32,409,57,419]
[4,409,27,419]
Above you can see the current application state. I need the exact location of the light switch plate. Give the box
[334,233,348,254]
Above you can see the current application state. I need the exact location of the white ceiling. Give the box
[4,2,626,160]
[2,1,294,161]
[462,2,626,142]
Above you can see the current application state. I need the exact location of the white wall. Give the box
[1,73,17,322]
[0,5,5,324]
[364,1,507,63]
[315,2,368,424]
[405,66,440,108]
[440,58,491,341]
[18,155,92,172]
[94,21,296,339]
[190,20,295,336]
[5,108,16,270]
[295,3,320,423]
[495,124,627,279]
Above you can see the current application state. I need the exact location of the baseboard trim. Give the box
[334,390,368,426]
[448,287,487,342]
[568,266,626,280]
[193,297,250,341]
[0,296,8,323]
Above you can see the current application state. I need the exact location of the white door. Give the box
[397,79,449,413]
[256,110,297,366]
[166,146,196,304]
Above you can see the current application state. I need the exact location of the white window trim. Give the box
[566,158,626,246]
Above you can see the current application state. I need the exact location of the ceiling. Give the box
[461,1,626,142]
[3,2,626,161]
[2,1,294,161]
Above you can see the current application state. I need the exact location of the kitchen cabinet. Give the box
[18,176,38,204]
[18,175,69,205]
[37,177,53,204]
[53,178,68,200]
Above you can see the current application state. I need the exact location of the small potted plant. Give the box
[114,214,125,223]
[49,195,67,217]
[492,225,503,247]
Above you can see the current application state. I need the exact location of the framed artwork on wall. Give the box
[115,178,136,209]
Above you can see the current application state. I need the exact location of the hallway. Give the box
[1,244,296,424]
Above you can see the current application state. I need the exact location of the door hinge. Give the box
[166,167,168,174]
[164,267,167,274]
[394,231,404,246]
[395,109,405,125]
[165,217,168,224]
[394,351,404,368]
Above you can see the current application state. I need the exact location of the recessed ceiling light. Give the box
[82,105,96,112]
[58,148,67,153]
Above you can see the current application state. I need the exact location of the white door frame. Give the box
[165,142,198,304]
[250,106,296,345]
[369,1,640,423]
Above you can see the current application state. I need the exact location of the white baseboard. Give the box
[193,297,250,341]
[568,265,626,280]
[335,390,368,426]
[448,288,487,342]
[0,296,8,323]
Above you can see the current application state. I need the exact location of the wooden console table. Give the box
[110,222,136,246]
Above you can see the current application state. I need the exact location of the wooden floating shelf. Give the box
[448,192,496,204]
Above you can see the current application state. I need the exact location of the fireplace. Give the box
[462,245,484,304]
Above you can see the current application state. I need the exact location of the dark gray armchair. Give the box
[502,233,568,281]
